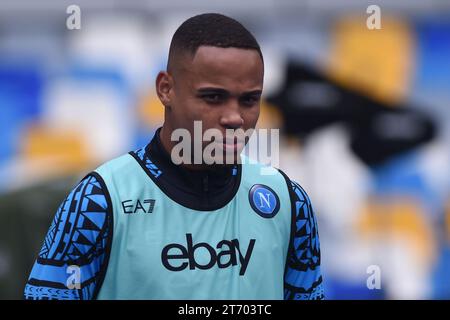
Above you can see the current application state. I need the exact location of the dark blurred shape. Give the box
[267,62,437,166]
[0,177,77,299]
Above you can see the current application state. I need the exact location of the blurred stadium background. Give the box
[0,0,449,299]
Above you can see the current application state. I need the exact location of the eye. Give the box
[201,94,224,104]
[240,95,260,106]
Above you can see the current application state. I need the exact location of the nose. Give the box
[219,101,244,129]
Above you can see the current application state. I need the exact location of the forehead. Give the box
[180,46,264,90]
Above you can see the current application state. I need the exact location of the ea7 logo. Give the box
[121,199,155,214]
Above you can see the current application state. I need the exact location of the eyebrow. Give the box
[196,87,262,96]
[197,88,229,95]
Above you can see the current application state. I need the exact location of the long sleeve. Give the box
[24,173,113,300]
[284,179,324,300]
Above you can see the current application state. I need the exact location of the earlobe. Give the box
[156,71,172,108]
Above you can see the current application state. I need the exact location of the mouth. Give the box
[221,139,244,152]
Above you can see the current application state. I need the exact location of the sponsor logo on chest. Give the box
[161,233,256,276]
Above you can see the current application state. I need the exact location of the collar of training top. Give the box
[134,127,242,211]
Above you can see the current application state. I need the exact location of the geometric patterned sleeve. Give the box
[23,173,113,300]
[282,176,324,300]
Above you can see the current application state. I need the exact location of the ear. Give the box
[155,71,174,108]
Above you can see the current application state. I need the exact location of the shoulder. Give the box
[95,152,137,175]
[44,173,111,260]
[24,173,113,300]
[274,168,313,204]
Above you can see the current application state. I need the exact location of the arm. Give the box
[282,177,324,300]
[23,173,112,300]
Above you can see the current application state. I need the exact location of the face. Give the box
[156,46,264,165]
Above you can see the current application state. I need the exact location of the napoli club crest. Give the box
[249,184,280,218]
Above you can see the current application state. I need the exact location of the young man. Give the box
[24,13,323,300]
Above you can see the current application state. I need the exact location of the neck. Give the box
[139,126,241,210]
[159,123,229,171]
[159,124,174,161]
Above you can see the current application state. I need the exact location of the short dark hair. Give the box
[167,13,263,71]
